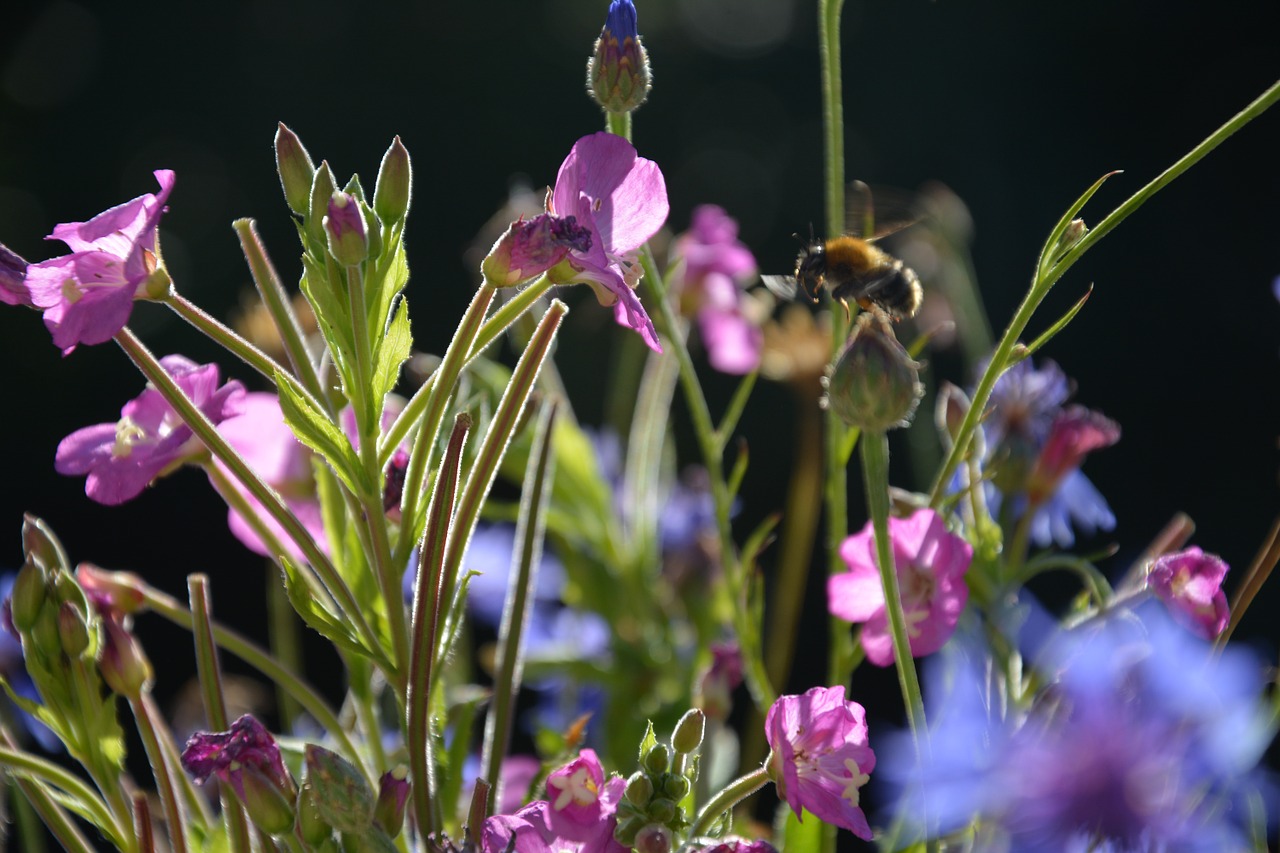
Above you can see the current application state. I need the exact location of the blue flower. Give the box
[880,607,1272,851]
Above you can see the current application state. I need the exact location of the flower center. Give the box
[113,418,148,458]
[796,749,870,807]
[548,766,599,811]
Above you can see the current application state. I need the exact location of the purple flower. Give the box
[180,715,294,802]
[55,355,244,506]
[547,132,668,352]
[695,841,778,853]
[671,205,762,374]
[483,214,594,287]
[212,392,326,559]
[0,242,31,307]
[22,170,174,354]
[1146,546,1230,639]
[765,685,876,839]
[972,358,1118,547]
[828,508,972,667]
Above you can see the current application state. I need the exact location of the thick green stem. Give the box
[683,766,770,846]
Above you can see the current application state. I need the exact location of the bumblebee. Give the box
[762,185,923,321]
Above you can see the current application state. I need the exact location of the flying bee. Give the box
[762,183,924,321]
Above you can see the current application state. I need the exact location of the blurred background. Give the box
[0,0,1277,832]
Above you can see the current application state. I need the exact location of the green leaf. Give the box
[638,721,658,764]
[371,296,412,409]
[1036,170,1121,276]
[276,369,368,496]
[299,254,354,375]
[776,804,822,853]
[280,556,382,664]
[1014,285,1093,362]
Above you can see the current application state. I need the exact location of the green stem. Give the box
[128,694,189,853]
[929,78,1280,507]
[0,744,127,849]
[113,326,380,658]
[860,431,927,740]
[1,727,97,853]
[141,585,367,781]
[683,766,770,846]
[606,110,632,141]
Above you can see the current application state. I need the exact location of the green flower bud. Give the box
[642,742,670,775]
[324,193,369,267]
[372,766,409,838]
[822,310,923,432]
[276,123,317,217]
[308,162,338,247]
[242,765,298,836]
[56,602,91,659]
[296,780,334,845]
[22,515,69,573]
[305,745,374,835]
[9,561,48,633]
[670,708,705,755]
[624,770,654,805]
[660,773,690,802]
[647,796,676,823]
[373,137,412,226]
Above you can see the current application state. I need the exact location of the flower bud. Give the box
[74,564,148,616]
[276,123,317,217]
[660,773,690,801]
[9,561,48,633]
[642,742,670,775]
[296,780,334,845]
[614,813,646,846]
[624,770,654,805]
[308,162,339,246]
[22,515,69,574]
[372,766,410,838]
[325,193,369,267]
[305,744,374,835]
[481,213,592,288]
[822,311,922,432]
[634,823,673,853]
[241,764,298,836]
[647,796,676,823]
[100,616,152,697]
[56,602,92,659]
[373,137,412,226]
[671,708,705,755]
[1053,217,1088,259]
[587,0,651,114]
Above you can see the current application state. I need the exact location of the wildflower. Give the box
[546,132,668,351]
[764,685,876,839]
[976,358,1118,547]
[695,841,778,853]
[671,205,761,374]
[0,242,32,306]
[211,392,326,559]
[182,715,297,835]
[828,508,972,667]
[1146,546,1230,639]
[481,751,628,853]
[882,609,1271,851]
[55,355,244,506]
[587,0,651,114]
[22,170,174,354]
[545,749,617,841]
[483,214,594,287]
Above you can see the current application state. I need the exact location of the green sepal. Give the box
[371,297,411,413]
[638,721,658,765]
[276,369,368,497]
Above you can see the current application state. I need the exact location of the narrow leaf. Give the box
[372,296,412,408]
[276,370,367,496]
[1016,285,1094,362]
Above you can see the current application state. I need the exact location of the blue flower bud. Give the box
[587,0,651,113]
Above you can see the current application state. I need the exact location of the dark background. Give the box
[0,0,1277,841]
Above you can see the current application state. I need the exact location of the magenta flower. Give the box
[23,170,174,354]
[1026,404,1120,505]
[483,214,594,287]
[1146,547,1230,639]
[547,132,668,351]
[765,685,876,839]
[828,508,972,667]
[671,205,761,374]
[180,715,294,802]
[542,748,620,842]
[212,392,326,559]
[0,242,31,306]
[55,355,244,505]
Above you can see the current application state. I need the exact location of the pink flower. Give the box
[1026,404,1120,505]
[180,715,293,802]
[1146,547,1230,639]
[547,132,668,352]
[55,355,244,505]
[672,205,761,374]
[481,751,628,852]
[212,392,326,559]
[23,170,174,354]
[765,685,876,839]
[0,242,31,307]
[828,508,972,667]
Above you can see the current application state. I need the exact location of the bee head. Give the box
[793,226,826,301]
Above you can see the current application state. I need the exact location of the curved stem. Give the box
[0,745,127,848]
[683,766,770,846]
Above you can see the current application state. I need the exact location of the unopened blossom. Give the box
[55,356,244,505]
[671,205,761,374]
[1146,546,1230,639]
[588,0,651,113]
[483,214,593,287]
[765,685,876,839]
[828,508,972,667]
[22,170,174,354]
[182,715,297,834]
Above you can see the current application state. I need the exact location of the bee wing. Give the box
[760,274,800,301]
[846,181,924,240]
